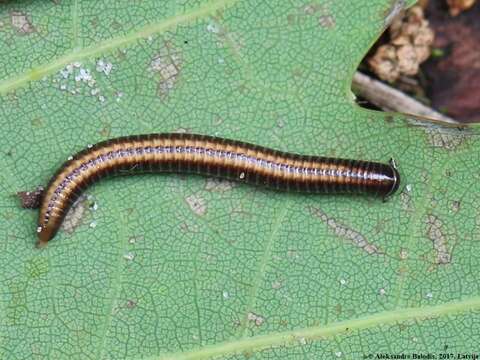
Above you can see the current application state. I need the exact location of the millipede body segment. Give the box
[37,133,400,245]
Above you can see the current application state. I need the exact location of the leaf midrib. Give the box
[155,296,480,360]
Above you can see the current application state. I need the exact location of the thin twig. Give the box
[352,71,458,124]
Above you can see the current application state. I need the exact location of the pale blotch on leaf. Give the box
[303,3,322,15]
[287,3,335,28]
[272,280,282,289]
[10,11,35,34]
[206,19,244,60]
[425,215,451,265]
[150,43,182,98]
[318,14,335,28]
[406,118,467,150]
[126,299,137,309]
[400,187,413,213]
[185,194,207,216]
[309,206,382,255]
[287,248,299,260]
[247,312,265,326]
[61,196,89,234]
[205,178,234,192]
[427,128,466,150]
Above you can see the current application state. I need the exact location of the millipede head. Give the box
[384,158,401,199]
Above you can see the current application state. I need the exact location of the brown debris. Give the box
[369,6,434,82]
[447,0,476,16]
[17,187,44,209]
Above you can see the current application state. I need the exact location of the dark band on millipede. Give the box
[36,133,400,245]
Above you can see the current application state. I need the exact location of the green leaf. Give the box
[1,0,479,359]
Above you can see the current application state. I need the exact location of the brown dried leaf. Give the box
[368,5,434,82]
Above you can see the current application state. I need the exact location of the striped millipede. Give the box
[36,133,400,246]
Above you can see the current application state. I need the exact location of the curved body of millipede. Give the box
[36,133,400,245]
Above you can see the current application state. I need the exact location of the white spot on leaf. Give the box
[124,252,135,261]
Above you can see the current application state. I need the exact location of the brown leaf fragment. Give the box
[369,6,434,82]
